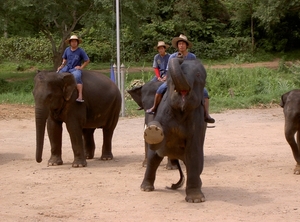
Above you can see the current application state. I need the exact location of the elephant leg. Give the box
[47,119,63,166]
[166,157,178,170]
[83,128,96,159]
[66,123,87,167]
[285,121,300,164]
[143,114,155,167]
[141,149,163,191]
[294,131,300,174]
[101,127,114,160]
[185,143,205,203]
[142,141,148,167]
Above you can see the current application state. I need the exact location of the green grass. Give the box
[1,55,300,116]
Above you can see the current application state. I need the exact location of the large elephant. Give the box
[280,89,300,174]
[33,70,121,167]
[140,57,207,203]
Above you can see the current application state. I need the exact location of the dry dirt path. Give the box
[1,104,300,221]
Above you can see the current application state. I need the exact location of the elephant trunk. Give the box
[169,58,191,93]
[35,106,48,163]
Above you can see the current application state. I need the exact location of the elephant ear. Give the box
[61,73,76,101]
[280,91,291,108]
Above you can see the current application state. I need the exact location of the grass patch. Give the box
[1,57,300,116]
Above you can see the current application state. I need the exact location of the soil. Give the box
[1,103,300,222]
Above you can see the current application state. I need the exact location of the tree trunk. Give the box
[251,14,255,53]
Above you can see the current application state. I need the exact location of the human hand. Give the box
[56,65,63,73]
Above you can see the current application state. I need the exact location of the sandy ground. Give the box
[0,104,299,222]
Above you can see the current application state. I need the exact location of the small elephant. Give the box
[280,89,300,174]
[33,70,121,167]
[127,81,178,170]
[140,58,207,203]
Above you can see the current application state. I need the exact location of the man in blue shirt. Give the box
[57,35,90,102]
[151,41,170,82]
[146,34,215,123]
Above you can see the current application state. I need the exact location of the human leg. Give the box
[58,66,69,73]
[146,82,167,114]
[146,93,163,114]
[70,69,84,102]
[203,88,215,123]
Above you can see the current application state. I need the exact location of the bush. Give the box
[0,37,52,63]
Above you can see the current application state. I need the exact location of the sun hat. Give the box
[154,41,170,50]
[171,34,192,48]
[65,35,83,44]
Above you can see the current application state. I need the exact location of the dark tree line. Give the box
[0,0,300,68]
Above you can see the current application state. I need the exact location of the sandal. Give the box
[76,99,84,103]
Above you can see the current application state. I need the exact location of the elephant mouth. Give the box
[178,90,189,107]
[180,90,188,96]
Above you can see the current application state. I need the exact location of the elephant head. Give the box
[32,71,76,163]
[167,58,206,112]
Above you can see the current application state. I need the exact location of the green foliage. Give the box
[0,37,52,63]
[192,37,252,60]
[206,66,299,112]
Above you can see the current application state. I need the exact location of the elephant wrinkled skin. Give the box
[280,89,300,174]
[33,70,121,167]
[140,58,207,203]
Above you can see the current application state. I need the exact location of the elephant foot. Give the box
[144,121,164,145]
[140,181,154,192]
[85,153,95,159]
[100,153,113,160]
[72,159,87,167]
[185,190,205,203]
[294,164,300,175]
[48,156,63,166]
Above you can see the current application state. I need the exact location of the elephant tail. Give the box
[166,159,185,190]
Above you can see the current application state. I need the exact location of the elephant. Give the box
[280,89,300,174]
[127,81,178,170]
[140,57,207,203]
[33,70,121,167]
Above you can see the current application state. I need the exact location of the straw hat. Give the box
[65,35,83,44]
[171,34,192,48]
[154,41,170,50]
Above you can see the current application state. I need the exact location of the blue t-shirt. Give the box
[166,52,196,70]
[62,47,89,69]
[153,53,170,77]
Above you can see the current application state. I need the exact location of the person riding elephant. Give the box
[141,53,208,202]
[146,34,215,124]
[151,41,170,82]
[280,89,300,174]
[33,70,121,167]
[57,35,90,103]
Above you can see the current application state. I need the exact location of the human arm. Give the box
[75,48,90,70]
[56,59,67,72]
[76,59,90,70]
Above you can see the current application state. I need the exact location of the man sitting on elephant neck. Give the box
[57,35,90,103]
[146,34,215,124]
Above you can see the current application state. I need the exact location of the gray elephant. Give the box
[140,58,207,203]
[127,81,179,170]
[280,89,300,174]
[33,70,121,167]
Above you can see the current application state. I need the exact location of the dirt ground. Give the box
[0,102,299,221]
